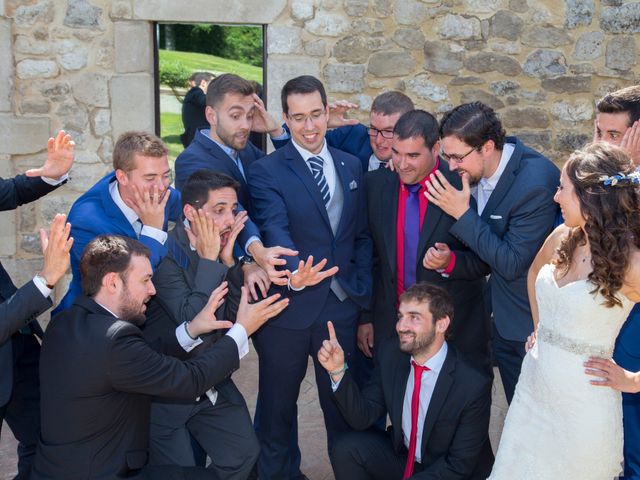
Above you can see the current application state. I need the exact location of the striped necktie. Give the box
[309,156,330,207]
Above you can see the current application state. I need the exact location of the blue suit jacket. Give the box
[174,130,263,245]
[248,141,372,329]
[55,172,182,313]
[272,124,372,172]
[448,137,560,342]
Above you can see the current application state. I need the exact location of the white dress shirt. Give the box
[368,154,384,171]
[401,341,448,463]
[108,181,168,245]
[472,143,514,215]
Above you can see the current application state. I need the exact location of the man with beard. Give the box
[175,73,294,299]
[422,102,559,404]
[318,282,494,479]
[32,235,290,480]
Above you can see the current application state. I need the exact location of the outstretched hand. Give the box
[425,170,471,220]
[327,100,359,128]
[187,282,233,337]
[235,286,290,336]
[251,93,283,135]
[251,244,299,286]
[289,256,339,290]
[317,321,345,380]
[39,213,73,287]
[26,130,75,179]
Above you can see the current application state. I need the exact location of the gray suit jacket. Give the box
[448,136,560,342]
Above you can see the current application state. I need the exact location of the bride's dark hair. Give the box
[555,142,640,307]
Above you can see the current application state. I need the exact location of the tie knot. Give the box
[309,156,324,173]
[411,360,430,374]
[405,183,422,194]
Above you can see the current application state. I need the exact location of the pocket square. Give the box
[489,214,503,220]
[349,180,358,190]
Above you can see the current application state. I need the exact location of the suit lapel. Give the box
[381,173,400,277]
[480,140,522,220]
[173,221,200,281]
[285,143,332,231]
[420,348,456,456]
[392,350,411,449]
[100,175,138,238]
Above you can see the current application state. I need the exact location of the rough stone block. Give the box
[368,51,415,77]
[135,0,286,22]
[20,100,50,114]
[600,3,640,33]
[541,75,591,93]
[57,39,88,71]
[291,0,314,20]
[71,73,109,107]
[40,82,71,102]
[16,59,59,79]
[522,26,572,48]
[266,57,320,118]
[509,0,528,13]
[324,64,365,93]
[67,163,110,193]
[424,41,464,75]
[0,19,12,112]
[450,76,485,86]
[516,131,552,150]
[98,136,113,163]
[345,0,369,17]
[407,74,449,102]
[333,36,370,64]
[551,100,593,123]
[569,63,596,75]
[460,89,505,110]
[55,100,89,132]
[464,52,521,76]
[19,202,37,232]
[572,31,604,61]
[393,0,428,26]
[0,115,50,155]
[0,209,16,256]
[268,25,303,55]
[110,1,132,19]
[306,11,349,36]
[351,18,385,34]
[91,109,111,136]
[465,0,501,13]
[490,40,521,55]
[489,10,523,41]
[438,14,481,40]
[64,0,103,29]
[489,80,519,96]
[605,35,636,71]
[110,74,154,139]
[555,131,590,151]
[394,29,425,50]
[564,0,594,29]
[304,39,326,57]
[14,35,51,55]
[523,49,566,78]
[14,1,54,27]
[373,0,392,17]
[501,107,550,128]
[115,21,153,73]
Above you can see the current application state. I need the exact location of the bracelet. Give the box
[184,322,198,341]
[329,363,348,377]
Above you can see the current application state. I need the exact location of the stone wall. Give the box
[0,0,638,298]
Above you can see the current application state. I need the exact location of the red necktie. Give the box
[403,360,430,480]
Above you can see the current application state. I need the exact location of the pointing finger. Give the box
[327,320,337,342]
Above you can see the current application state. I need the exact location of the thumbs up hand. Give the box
[317,321,346,380]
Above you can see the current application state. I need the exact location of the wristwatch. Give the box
[239,254,255,266]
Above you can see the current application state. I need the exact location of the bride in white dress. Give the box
[489,143,640,479]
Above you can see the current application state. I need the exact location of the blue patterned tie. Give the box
[309,156,330,208]
[404,184,421,290]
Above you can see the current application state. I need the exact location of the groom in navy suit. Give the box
[248,75,372,479]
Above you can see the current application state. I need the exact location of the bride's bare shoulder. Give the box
[623,249,640,302]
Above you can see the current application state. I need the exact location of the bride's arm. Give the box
[584,358,640,393]
[527,225,569,330]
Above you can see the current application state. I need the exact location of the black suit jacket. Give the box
[0,174,59,406]
[333,341,494,479]
[143,220,244,405]
[365,163,490,363]
[33,295,240,479]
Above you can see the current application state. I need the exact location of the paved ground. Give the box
[0,343,507,480]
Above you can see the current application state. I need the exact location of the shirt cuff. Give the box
[244,236,261,256]
[226,323,249,359]
[41,172,69,186]
[287,269,306,291]
[437,251,457,278]
[175,322,204,352]
[141,225,168,245]
[270,131,289,141]
[330,377,342,392]
[32,276,52,298]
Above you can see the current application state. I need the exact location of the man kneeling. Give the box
[32,235,288,480]
[318,283,494,480]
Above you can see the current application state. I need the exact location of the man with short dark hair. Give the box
[424,102,559,403]
[143,170,259,479]
[56,131,182,313]
[180,72,215,148]
[249,75,372,479]
[365,109,490,367]
[33,234,289,480]
[319,282,494,479]
[593,85,640,479]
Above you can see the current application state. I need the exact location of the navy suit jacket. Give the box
[0,175,57,406]
[272,124,372,172]
[174,130,263,245]
[55,172,182,313]
[448,137,560,342]
[248,141,372,329]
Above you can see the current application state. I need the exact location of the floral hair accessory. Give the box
[598,171,640,187]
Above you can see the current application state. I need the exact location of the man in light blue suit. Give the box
[423,102,560,404]
[594,85,640,480]
[56,131,182,313]
[248,75,372,479]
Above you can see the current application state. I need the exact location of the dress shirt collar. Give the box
[201,129,239,160]
[479,142,515,193]
[109,179,139,227]
[291,138,330,163]
[368,154,383,171]
[183,218,197,251]
[94,300,119,318]
[411,341,448,375]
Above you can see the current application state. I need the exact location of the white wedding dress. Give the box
[489,263,633,479]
